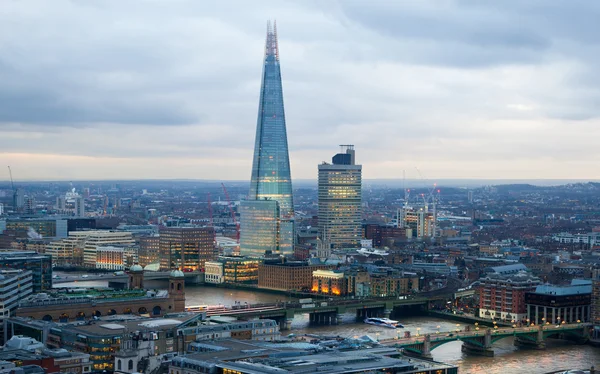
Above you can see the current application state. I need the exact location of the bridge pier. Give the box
[334,314,343,325]
[462,329,494,357]
[384,309,393,319]
[514,326,545,350]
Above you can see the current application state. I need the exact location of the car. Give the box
[81,275,89,278]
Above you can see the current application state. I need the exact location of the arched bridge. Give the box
[380,323,591,358]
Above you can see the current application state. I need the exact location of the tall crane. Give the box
[7,166,15,210]
[221,183,240,243]
[7,166,14,193]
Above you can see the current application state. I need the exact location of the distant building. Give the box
[318,145,362,249]
[204,261,224,284]
[159,226,216,271]
[0,270,33,343]
[525,279,591,325]
[74,196,85,217]
[479,271,541,321]
[95,246,138,271]
[258,261,334,292]
[401,208,435,238]
[239,200,281,258]
[240,22,294,258]
[81,231,136,268]
[138,235,160,267]
[312,270,347,296]
[0,251,51,292]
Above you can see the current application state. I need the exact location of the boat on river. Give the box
[364,317,403,329]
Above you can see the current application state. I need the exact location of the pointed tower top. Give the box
[265,19,279,61]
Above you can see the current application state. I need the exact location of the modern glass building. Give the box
[318,145,362,248]
[240,200,280,257]
[241,21,294,257]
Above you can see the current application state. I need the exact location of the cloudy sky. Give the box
[1,0,599,181]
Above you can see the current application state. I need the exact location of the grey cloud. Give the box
[1,0,600,180]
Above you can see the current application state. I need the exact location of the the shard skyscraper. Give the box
[240,21,294,258]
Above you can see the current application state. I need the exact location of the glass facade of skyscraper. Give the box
[240,200,280,257]
[241,21,294,257]
[318,146,362,249]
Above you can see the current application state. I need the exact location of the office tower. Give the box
[13,188,24,212]
[56,196,66,211]
[0,251,52,292]
[75,196,85,217]
[318,145,362,249]
[159,226,217,271]
[240,21,294,257]
[81,231,136,268]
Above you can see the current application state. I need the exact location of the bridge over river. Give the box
[189,296,448,330]
[378,322,591,358]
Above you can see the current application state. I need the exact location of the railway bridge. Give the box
[379,323,591,358]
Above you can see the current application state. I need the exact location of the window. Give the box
[117,361,122,371]
[128,360,134,370]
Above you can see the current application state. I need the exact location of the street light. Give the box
[376,332,380,341]
[416,328,421,337]
[436,325,440,334]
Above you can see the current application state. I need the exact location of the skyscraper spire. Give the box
[265,19,279,61]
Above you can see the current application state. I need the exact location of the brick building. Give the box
[478,271,541,321]
[159,226,216,271]
[258,261,334,292]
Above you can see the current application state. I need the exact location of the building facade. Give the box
[204,261,224,284]
[0,251,51,292]
[478,271,541,321]
[95,246,138,270]
[318,145,362,249]
[240,21,294,258]
[525,280,591,325]
[258,261,334,292]
[81,231,136,268]
[239,200,280,257]
[312,270,347,296]
[138,235,160,267]
[159,226,216,271]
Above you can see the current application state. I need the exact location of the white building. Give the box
[96,246,138,270]
[204,261,224,284]
[553,232,600,247]
[82,231,136,268]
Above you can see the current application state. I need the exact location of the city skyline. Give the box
[2,1,600,181]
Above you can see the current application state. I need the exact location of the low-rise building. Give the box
[312,270,347,296]
[169,342,458,374]
[95,245,138,270]
[0,335,91,374]
[204,261,224,284]
[525,279,591,325]
[258,260,334,292]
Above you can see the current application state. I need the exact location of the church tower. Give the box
[129,264,144,289]
[169,270,185,312]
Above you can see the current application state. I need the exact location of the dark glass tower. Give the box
[241,21,294,257]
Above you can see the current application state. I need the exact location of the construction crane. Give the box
[221,183,240,243]
[7,166,14,193]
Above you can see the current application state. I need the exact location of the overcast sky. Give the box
[1,0,600,181]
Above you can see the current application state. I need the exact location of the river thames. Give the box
[56,279,600,373]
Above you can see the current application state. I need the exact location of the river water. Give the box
[55,280,600,374]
